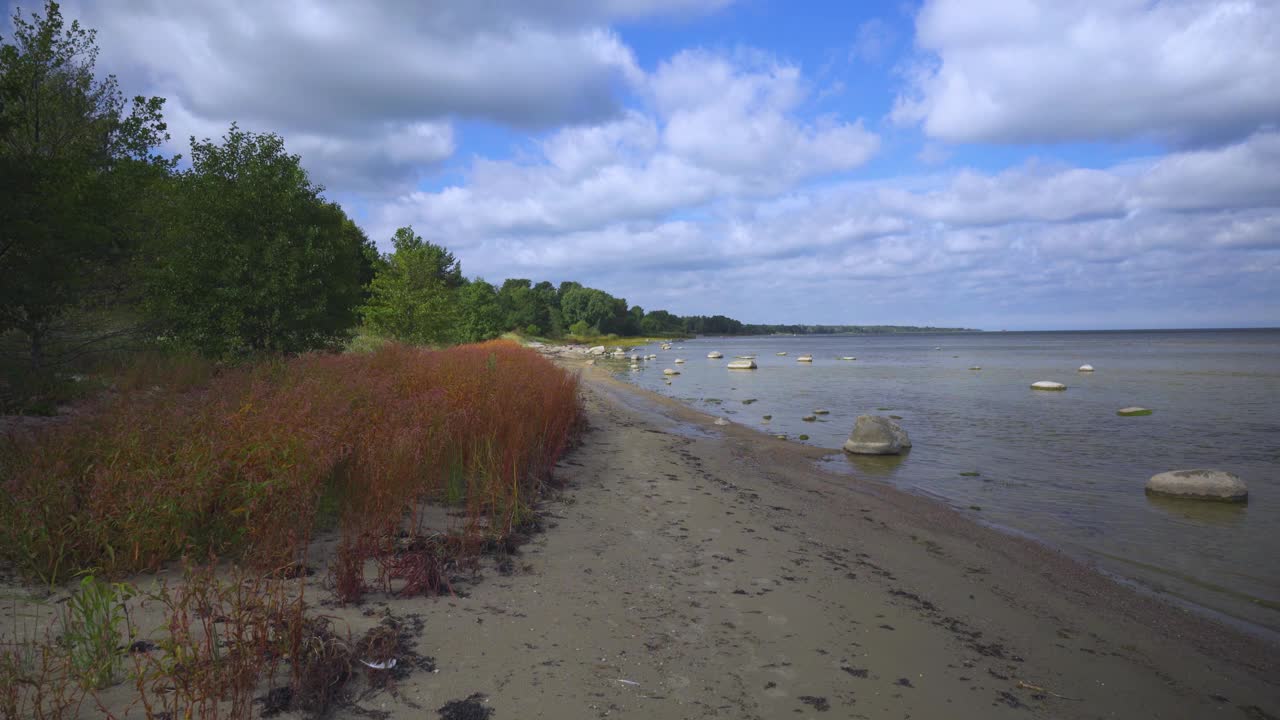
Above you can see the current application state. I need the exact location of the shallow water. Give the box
[613,330,1280,633]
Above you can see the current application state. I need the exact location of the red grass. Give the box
[0,341,580,583]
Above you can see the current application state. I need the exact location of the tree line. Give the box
[1,2,971,404]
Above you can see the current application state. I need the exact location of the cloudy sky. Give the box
[24,0,1280,329]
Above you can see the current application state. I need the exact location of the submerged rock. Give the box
[714,418,730,426]
[797,355,814,362]
[1031,381,1067,391]
[1146,470,1248,503]
[813,409,830,415]
[663,368,680,376]
[674,358,686,364]
[969,366,982,371]
[802,415,817,422]
[1079,364,1095,372]
[1117,407,1152,416]
[840,356,857,361]
[776,351,788,356]
[842,415,912,455]
[727,359,757,370]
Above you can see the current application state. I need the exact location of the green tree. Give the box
[560,286,628,335]
[0,1,173,371]
[360,226,461,345]
[144,125,368,356]
[455,278,503,343]
[497,279,537,333]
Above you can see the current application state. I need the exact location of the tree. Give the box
[497,279,537,333]
[360,226,461,345]
[0,1,173,371]
[144,125,368,356]
[560,286,628,335]
[455,279,503,343]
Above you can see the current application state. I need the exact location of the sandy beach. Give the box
[364,365,1277,719]
[4,361,1277,719]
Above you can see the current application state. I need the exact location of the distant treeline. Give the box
[738,324,979,335]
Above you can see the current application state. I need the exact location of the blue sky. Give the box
[18,0,1280,329]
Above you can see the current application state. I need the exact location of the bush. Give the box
[0,341,580,582]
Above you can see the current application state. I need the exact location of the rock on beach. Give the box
[1146,470,1248,503]
[843,415,912,455]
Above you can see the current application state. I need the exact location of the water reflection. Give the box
[1144,494,1248,529]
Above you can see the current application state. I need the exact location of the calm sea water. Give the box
[613,330,1280,634]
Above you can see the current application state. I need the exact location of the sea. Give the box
[612,329,1280,636]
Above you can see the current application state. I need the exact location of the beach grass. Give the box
[0,340,580,584]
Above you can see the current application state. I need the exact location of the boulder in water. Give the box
[802,415,817,422]
[1146,470,1247,503]
[842,415,912,455]
[797,355,813,362]
[1079,364,1095,372]
[674,358,686,364]
[1117,407,1152,416]
[1031,381,1066,391]
[813,409,830,415]
[727,359,757,369]
[714,417,730,426]
[588,345,606,355]
[776,351,788,356]
[707,351,724,359]
[840,356,856,361]
[969,366,982,371]
[663,368,680,376]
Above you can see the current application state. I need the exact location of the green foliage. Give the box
[143,125,371,357]
[0,1,174,372]
[455,279,504,343]
[560,286,628,335]
[59,575,136,690]
[360,226,463,345]
[568,320,592,337]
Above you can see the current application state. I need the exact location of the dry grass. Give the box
[0,340,581,718]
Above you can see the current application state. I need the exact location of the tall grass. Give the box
[0,341,580,583]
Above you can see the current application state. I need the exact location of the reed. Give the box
[0,340,581,585]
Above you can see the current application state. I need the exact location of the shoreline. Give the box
[401,353,1274,718]
[576,361,1280,653]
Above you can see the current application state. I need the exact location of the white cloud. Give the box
[53,0,735,191]
[893,0,1280,145]
[377,129,1279,328]
[373,50,880,242]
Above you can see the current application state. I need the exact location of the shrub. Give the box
[0,341,580,582]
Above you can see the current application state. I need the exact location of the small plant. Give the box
[59,575,136,690]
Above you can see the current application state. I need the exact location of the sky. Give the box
[14,0,1280,330]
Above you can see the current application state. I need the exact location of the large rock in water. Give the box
[842,415,912,455]
[1031,381,1066,391]
[588,345,606,355]
[1146,470,1248,502]
[727,359,757,369]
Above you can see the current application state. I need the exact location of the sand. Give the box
[383,366,1279,719]
[4,364,1278,718]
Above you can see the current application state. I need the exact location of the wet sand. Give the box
[389,366,1278,719]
